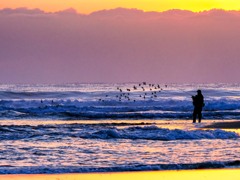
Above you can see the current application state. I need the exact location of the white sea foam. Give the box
[0,83,240,119]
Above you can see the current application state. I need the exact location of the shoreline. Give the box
[0,169,240,180]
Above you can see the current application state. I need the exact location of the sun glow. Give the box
[1,0,240,14]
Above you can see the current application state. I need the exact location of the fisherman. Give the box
[192,90,204,123]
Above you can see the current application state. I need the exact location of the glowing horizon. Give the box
[1,0,240,14]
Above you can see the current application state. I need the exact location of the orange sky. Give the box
[1,0,240,14]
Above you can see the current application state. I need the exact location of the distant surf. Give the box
[0,83,240,120]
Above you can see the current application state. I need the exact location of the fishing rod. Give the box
[177,88,194,97]
[165,85,202,98]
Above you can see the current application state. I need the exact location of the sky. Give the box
[1,0,240,14]
[0,1,240,83]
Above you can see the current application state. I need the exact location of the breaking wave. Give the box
[0,160,239,174]
[0,124,238,141]
[1,83,240,120]
[81,126,239,140]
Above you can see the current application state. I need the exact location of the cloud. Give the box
[0,8,240,83]
[0,7,45,15]
[89,8,146,17]
[56,8,80,15]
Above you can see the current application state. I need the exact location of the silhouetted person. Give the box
[192,90,204,123]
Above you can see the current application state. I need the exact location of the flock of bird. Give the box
[98,82,167,102]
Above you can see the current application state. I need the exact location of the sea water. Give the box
[0,83,239,174]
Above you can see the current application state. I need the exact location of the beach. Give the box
[1,0,240,178]
[0,83,239,176]
[0,120,239,180]
[0,119,239,175]
[1,168,240,180]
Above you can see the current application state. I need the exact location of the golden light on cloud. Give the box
[1,0,240,14]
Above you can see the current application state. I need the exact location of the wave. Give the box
[0,160,239,174]
[0,125,238,141]
[80,126,239,140]
[0,98,240,120]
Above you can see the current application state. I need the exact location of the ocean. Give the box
[0,83,239,174]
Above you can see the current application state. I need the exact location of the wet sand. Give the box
[204,120,240,129]
[0,169,240,180]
